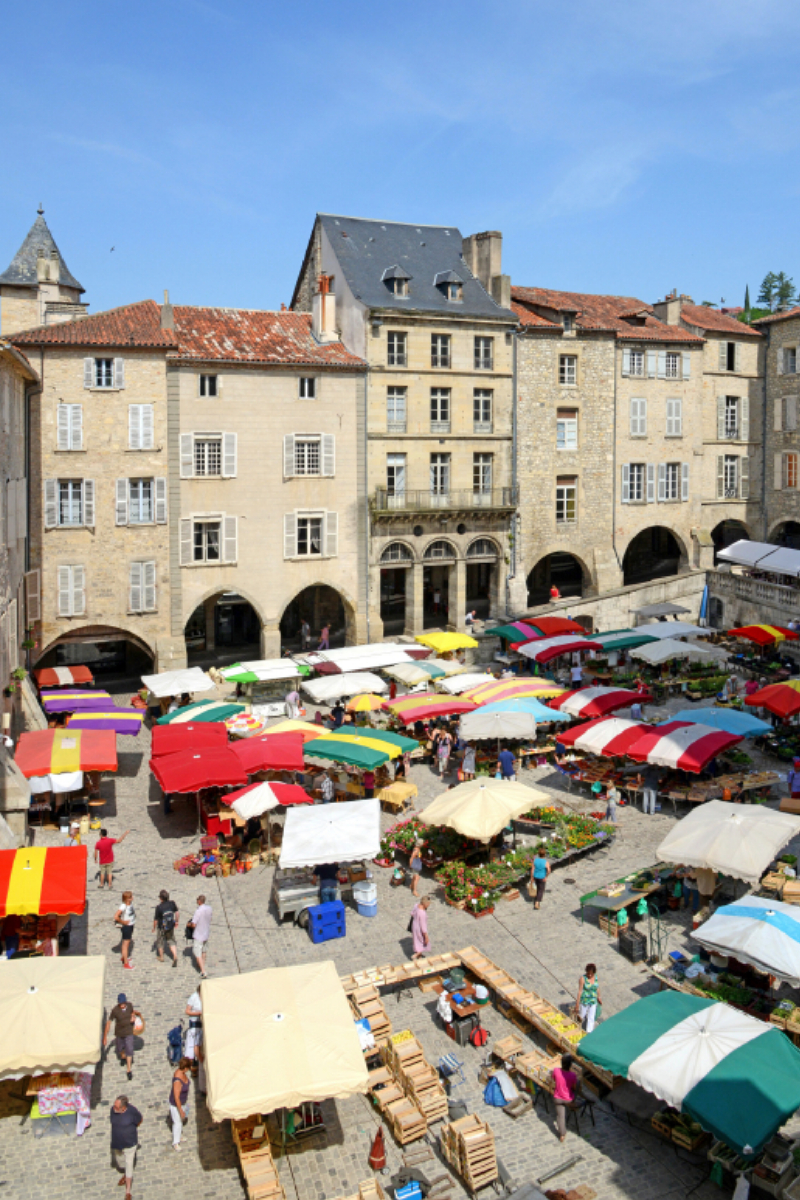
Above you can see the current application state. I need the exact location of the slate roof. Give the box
[512,286,702,343]
[10,300,178,348]
[314,214,515,321]
[752,306,800,326]
[679,302,761,338]
[0,210,83,292]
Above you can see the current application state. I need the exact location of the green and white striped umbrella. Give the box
[579,991,800,1155]
[156,699,246,725]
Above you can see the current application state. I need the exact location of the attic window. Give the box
[434,271,463,302]
[563,314,573,333]
[381,265,411,298]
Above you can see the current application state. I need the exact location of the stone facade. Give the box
[754,309,800,545]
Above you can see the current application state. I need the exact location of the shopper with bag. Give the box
[529,847,550,909]
[153,889,179,967]
[551,1054,578,1143]
[575,963,602,1032]
[114,890,136,970]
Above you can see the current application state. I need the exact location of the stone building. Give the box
[0,208,88,336]
[752,307,800,548]
[512,287,710,609]
[292,216,522,635]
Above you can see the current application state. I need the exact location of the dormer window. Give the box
[434,271,463,302]
[563,314,573,333]
[381,265,411,297]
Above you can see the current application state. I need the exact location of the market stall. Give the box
[746,682,800,719]
[665,708,771,738]
[655,800,800,885]
[517,635,602,664]
[64,707,145,735]
[630,639,730,666]
[0,846,88,955]
[309,643,419,673]
[463,678,565,704]
[383,695,477,724]
[551,686,653,719]
[384,662,438,689]
[40,690,112,714]
[150,722,228,757]
[301,672,388,706]
[626,721,744,771]
[556,716,651,757]
[35,666,94,688]
[419,779,550,842]
[16,730,117,778]
[414,632,478,653]
[729,625,799,647]
[459,708,538,742]
[150,747,248,795]
[141,666,215,697]
[222,781,312,820]
[220,659,304,718]
[437,672,494,695]
[231,732,307,774]
[280,798,381,868]
[694,897,800,987]
[156,698,246,725]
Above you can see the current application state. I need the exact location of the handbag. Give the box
[184,922,195,941]
[527,880,536,899]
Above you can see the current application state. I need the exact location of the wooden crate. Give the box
[440,1114,497,1192]
[386,1096,427,1144]
[232,1118,285,1200]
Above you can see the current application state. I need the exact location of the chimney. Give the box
[312,273,337,343]
[161,288,174,330]
[652,291,688,325]
[462,231,510,309]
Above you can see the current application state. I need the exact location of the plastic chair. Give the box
[438,1053,466,1089]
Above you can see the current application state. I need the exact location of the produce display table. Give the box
[375,781,417,815]
[580,880,662,923]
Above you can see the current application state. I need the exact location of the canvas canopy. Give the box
[157,699,246,725]
[0,956,106,1080]
[334,728,418,753]
[557,717,650,757]
[746,682,800,719]
[280,799,381,867]
[695,897,800,987]
[657,800,800,884]
[419,779,551,841]
[16,729,117,778]
[665,709,771,737]
[303,737,390,769]
[422,658,469,677]
[465,679,565,703]
[65,708,145,736]
[579,990,800,1156]
[728,624,799,646]
[631,639,729,665]
[383,695,477,724]
[41,690,112,713]
[479,697,571,723]
[635,622,707,640]
[552,687,651,719]
[414,632,478,652]
[220,659,301,684]
[202,961,368,1121]
[633,602,691,618]
[384,662,439,687]
[0,846,88,917]
[459,709,539,741]
[437,672,494,694]
[222,781,312,820]
[592,629,660,652]
[231,732,307,774]
[314,643,416,669]
[301,672,388,704]
[718,539,800,578]
[526,616,586,637]
[141,667,214,698]
[517,635,602,663]
[150,748,248,794]
[627,721,742,772]
[35,666,94,687]
[150,723,228,758]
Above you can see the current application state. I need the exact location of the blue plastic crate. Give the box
[309,920,345,944]
[396,1184,422,1200]
[309,901,345,927]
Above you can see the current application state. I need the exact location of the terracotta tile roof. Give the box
[679,303,761,337]
[511,300,560,329]
[752,306,800,326]
[171,306,365,367]
[512,286,702,343]
[10,300,177,348]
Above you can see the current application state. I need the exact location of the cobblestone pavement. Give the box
[0,689,795,1200]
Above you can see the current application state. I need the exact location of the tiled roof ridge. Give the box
[512,285,703,343]
[9,299,178,347]
[318,211,458,231]
[679,302,762,338]
[752,305,800,326]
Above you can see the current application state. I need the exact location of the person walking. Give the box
[788,758,800,799]
[318,624,330,650]
[605,782,620,824]
[168,1057,192,1151]
[436,728,452,776]
[530,847,550,909]
[576,963,602,1032]
[301,619,311,651]
[389,679,397,701]
[285,688,300,719]
[94,827,129,889]
[185,990,204,1073]
[153,889,179,967]
[188,894,212,979]
[362,769,375,799]
[409,840,424,897]
[410,896,431,961]
[110,1095,142,1200]
[497,745,516,782]
[551,1055,578,1143]
[462,743,476,782]
[114,891,136,970]
[639,764,660,815]
[320,769,336,804]
[104,992,142,1080]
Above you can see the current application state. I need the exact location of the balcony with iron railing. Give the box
[372,486,517,515]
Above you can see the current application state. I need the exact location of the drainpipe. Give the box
[506,328,518,617]
[611,342,621,573]
[762,326,769,540]
[363,365,371,643]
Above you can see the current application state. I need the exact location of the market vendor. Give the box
[313,862,339,904]
[695,866,719,911]
[788,758,800,799]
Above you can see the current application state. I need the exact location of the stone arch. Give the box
[422,539,458,561]
[277,581,359,649]
[621,525,690,586]
[379,540,417,564]
[711,519,750,564]
[182,583,268,631]
[768,519,800,549]
[526,550,593,607]
[466,536,501,560]
[183,585,268,661]
[35,623,156,677]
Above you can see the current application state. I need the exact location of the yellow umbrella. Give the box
[415,632,478,653]
[419,779,552,841]
[346,693,385,713]
[465,679,566,703]
[321,731,401,759]
[261,719,321,737]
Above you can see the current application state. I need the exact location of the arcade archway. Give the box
[622,527,685,586]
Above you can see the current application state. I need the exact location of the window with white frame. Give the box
[44,479,94,529]
[283,511,336,558]
[116,477,166,526]
[128,479,154,524]
[430,388,451,431]
[556,476,576,523]
[786,348,798,375]
[430,453,450,499]
[195,437,222,477]
[57,565,86,617]
[559,355,577,385]
[473,453,492,495]
[83,357,123,390]
[628,350,644,377]
[283,434,334,478]
[562,314,573,333]
[129,561,157,613]
[58,480,84,526]
[629,397,647,436]
[199,374,218,397]
[665,352,680,379]
[724,455,738,498]
[387,386,407,431]
[628,463,645,502]
[128,404,154,450]
[473,389,492,431]
[193,520,221,562]
[725,396,739,439]
[94,358,114,388]
[664,462,680,500]
[386,453,406,497]
[556,409,578,450]
[716,454,748,499]
[666,397,683,437]
[474,336,493,369]
[381,542,412,563]
[387,332,407,367]
[180,515,236,564]
[297,515,323,556]
[299,377,316,399]
[431,334,450,368]
[294,437,321,476]
[57,404,83,451]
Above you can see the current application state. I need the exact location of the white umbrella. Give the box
[279,798,381,867]
[425,658,469,677]
[384,662,432,687]
[631,639,730,665]
[437,672,494,695]
[656,800,800,885]
[419,779,551,841]
[459,709,538,741]
[694,897,800,986]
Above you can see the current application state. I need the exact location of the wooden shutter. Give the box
[740,396,749,441]
[141,404,154,449]
[58,566,72,616]
[284,513,297,559]
[718,342,727,371]
[83,358,94,388]
[71,565,86,615]
[717,396,726,439]
[180,434,194,478]
[325,511,338,557]
[129,561,143,612]
[16,479,26,540]
[646,463,655,503]
[639,398,647,435]
[283,435,295,478]
[71,404,83,450]
[113,358,125,388]
[155,478,167,524]
[776,398,785,432]
[57,405,71,449]
[673,398,682,436]
[8,599,17,669]
[629,399,638,436]
[776,452,785,489]
[681,462,689,501]
[115,479,129,525]
[786,396,798,431]
[717,455,724,499]
[646,351,656,378]
[622,349,631,376]
[25,570,41,623]
[657,351,667,379]
[322,434,335,477]
[82,480,95,527]
[682,352,690,380]
[621,464,630,503]
[740,457,749,500]
[657,463,666,501]
[666,399,676,436]
[222,432,237,478]
[44,479,58,528]
[143,561,157,611]
[180,519,192,565]
[778,348,784,375]
[734,343,741,372]
[7,480,16,543]
[223,515,237,563]
[129,405,141,450]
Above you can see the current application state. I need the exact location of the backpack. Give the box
[167,1024,183,1066]
[470,1025,488,1048]
[161,906,176,933]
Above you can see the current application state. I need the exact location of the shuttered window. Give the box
[129,561,157,612]
[283,434,335,477]
[283,512,338,558]
[179,516,237,564]
[57,404,83,450]
[24,570,41,623]
[128,405,154,450]
[666,398,682,437]
[57,565,86,617]
[630,398,647,436]
[44,480,94,528]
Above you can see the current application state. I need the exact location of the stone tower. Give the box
[0,207,87,335]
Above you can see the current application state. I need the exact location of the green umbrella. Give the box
[593,629,660,652]
[302,738,389,769]
[335,728,418,753]
[415,662,447,679]
[156,700,246,725]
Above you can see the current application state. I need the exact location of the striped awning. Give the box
[15,729,118,778]
[35,666,94,687]
[0,847,88,917]
[41,690,112,713]
[66,708,145,736]
[551,687,652,719]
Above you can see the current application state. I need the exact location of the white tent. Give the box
[384,662,433,687]
[220,660,301,682]
[717,539,800,577]
[656,800,800,885]
[631,639,730,665]
[141,666,214,698]
[280,798,381,867]
[636,622,708,640]
[312,644,416,672]
[301,672,388,704]
[0,956,106,1080]
[438,672,495,695]
[717,540,772,569]
[694,897,800,986]
[459,709,538,741]
[202,961,368,1121]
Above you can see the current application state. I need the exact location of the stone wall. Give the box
[0,287,39,337]
[762,314,800,541]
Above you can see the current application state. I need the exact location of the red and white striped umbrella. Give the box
[626,721,743,773]
[550,687,652,719]
[557,717,651,757]
[517,635,602,664]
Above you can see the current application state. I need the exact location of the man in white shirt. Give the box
[465,610,477,626]
[188,895,212,979]
[570,662,583,687]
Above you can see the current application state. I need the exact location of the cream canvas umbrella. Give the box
[0,955,106,1080]
[631,639,730,665]
[459,709,538,741]
[384,662,435,688]
[656,800,800,885]
[419,779,551,841]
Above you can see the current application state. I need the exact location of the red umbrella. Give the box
[745,684,800,719]
[150,722,229,759]
[728,624,799,646]
[221,781,312,808]
[626,721,742,773]
[556,717,652,756]
[15,729,117,778]
[230,732,306,774]
[526,616,587,637]
[550,687,653,719]
[35,665,94,687]
[517,635,602,663]
[149,748,247,794]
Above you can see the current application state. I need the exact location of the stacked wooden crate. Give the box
[332,1181,388,1200]
[350,984,392,1042]
[385,1094,427,1144]
[232,1118,285,1200]
[384,1033,448,1123]
[440,1114,497,1192]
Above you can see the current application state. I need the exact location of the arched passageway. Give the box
[622,527,684,586]
[712,519,749,564]
[185,592,261,662]
[422,540,456,628]
[379,543,413,635]
[280,585,350,650]
[466,538,499,619]
[771,521,800,550]
[36,625,155,680]
[527,553,585,606]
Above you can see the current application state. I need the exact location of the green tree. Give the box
[775,271,796,311]
[744,284,750,312]
[758,272,778,311]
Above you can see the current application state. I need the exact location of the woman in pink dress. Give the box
[410,896,430,960]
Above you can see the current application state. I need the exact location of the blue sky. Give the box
[3,0,800,316]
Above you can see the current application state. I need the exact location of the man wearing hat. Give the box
[104,993,142,1080]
